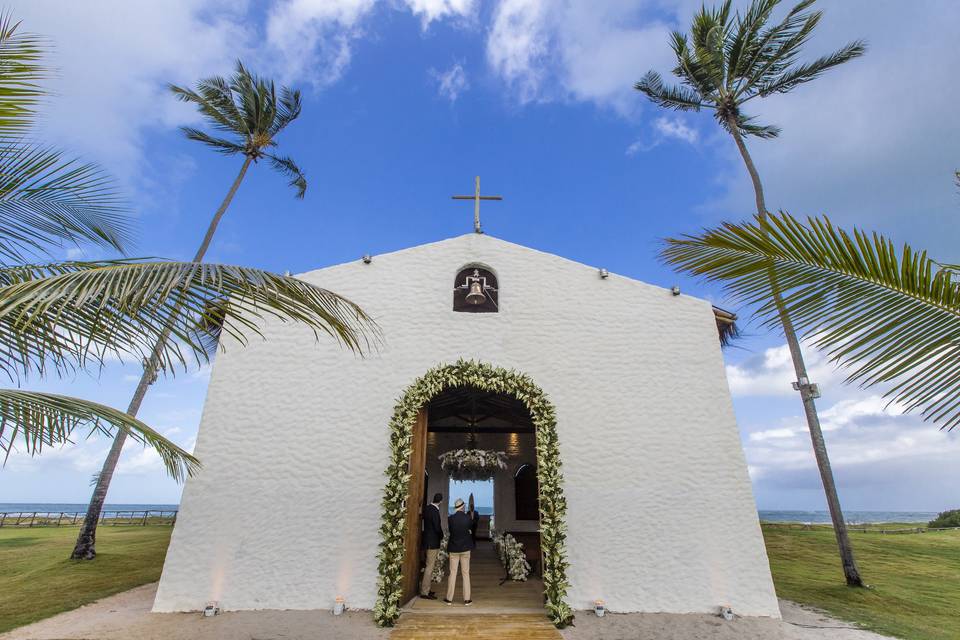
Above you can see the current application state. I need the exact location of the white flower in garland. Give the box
[439,448,507,481]
[432,534,449,583]
[490,529,531,581]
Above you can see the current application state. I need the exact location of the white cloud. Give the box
[404,0,477,28]
[266,0,476,87]
[744,393,958,472]
[654,116,698,144]
[486,0,552,104]
[431,62,469,102]
[117,433,197,477]
[265,0,377,88]
[486,0,677,114]
[732,343,960,510]
[17,1,251,186]
[749,427,796,442]
[725,343,846,398]
[626,115,699,154]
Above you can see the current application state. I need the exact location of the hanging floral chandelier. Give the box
[439,448,507,481]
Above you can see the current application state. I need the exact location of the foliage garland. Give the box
[431,533,449,583]
[373,360,573,628]
[492,530,532,581]
[439,448,507,481]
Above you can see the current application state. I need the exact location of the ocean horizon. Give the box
[0,504,941,524]
[0,503,179,514]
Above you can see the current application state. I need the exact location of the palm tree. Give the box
[635,0,866,586]
[663,212,960,429]
[169,61,308,257]
[72,62,329,559]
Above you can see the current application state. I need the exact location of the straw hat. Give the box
[453,498,465,510]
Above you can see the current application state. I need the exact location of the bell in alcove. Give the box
[465,279,486,305]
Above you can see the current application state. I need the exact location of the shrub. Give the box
[928,509,960,528]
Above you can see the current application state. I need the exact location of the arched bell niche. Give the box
[452,265,499,313]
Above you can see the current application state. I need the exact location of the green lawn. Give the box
[2,523,958,639]
[762,523,960,640]
[0,525,172,633]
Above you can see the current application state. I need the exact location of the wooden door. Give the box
[400,408,429,605]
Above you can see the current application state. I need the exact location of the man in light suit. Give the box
[419,493,443,599]
[444,498,475,606]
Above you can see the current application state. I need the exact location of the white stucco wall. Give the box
[153,233,779,618]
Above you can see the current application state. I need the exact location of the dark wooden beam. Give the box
[428,425,534,434]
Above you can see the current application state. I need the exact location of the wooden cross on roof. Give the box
[452,176,503,234]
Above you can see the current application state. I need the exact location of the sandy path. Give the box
[562,601,894,639]
[2,583,893,640]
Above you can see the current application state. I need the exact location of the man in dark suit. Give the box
[444,498,475,605]
[419,493,443,599]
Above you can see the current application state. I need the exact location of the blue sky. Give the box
[3,0,959,512]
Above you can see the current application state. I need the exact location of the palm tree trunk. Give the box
[726,114,863,587]
[71,156,253,560]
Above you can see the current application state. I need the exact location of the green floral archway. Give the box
[373,360,573,628]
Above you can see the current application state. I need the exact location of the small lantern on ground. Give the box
[334,596,346,615]
[594,599,605,617]
[202,601,219,617]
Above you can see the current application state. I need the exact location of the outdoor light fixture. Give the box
[456,269,497,306]
[594,599,606,617]
[334,596,346,615]
[142,357,158,385]
[792,377,822,399]
[671,285,681,296]
[202,601,220,617]
[599,268,609,279]
[719,605,734,621]
[362,254,372,264]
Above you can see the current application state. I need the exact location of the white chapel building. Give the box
[153,232,780,621]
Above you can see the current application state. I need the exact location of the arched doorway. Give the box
[373,360,572,628]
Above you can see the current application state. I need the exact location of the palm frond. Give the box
[755,40,866,97]
[0,389,198,481]
[726,0,778,82]
[178,127,244,155]
[169,84,241,137]
[713,305,740,347]
[717,111,781,139]
[689,1,731,90]
[634,71,706,111]
[0,143,131,259]
[190,297,230,356]
[0,258,130,285]
[0,260,379,381]
[661,213,960,429]
[232,63,276,141]
[194,75,247,135]
[738,1,822,91]
[266,153,307,198]
[0,13,47,135]
[272,86,302,136]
